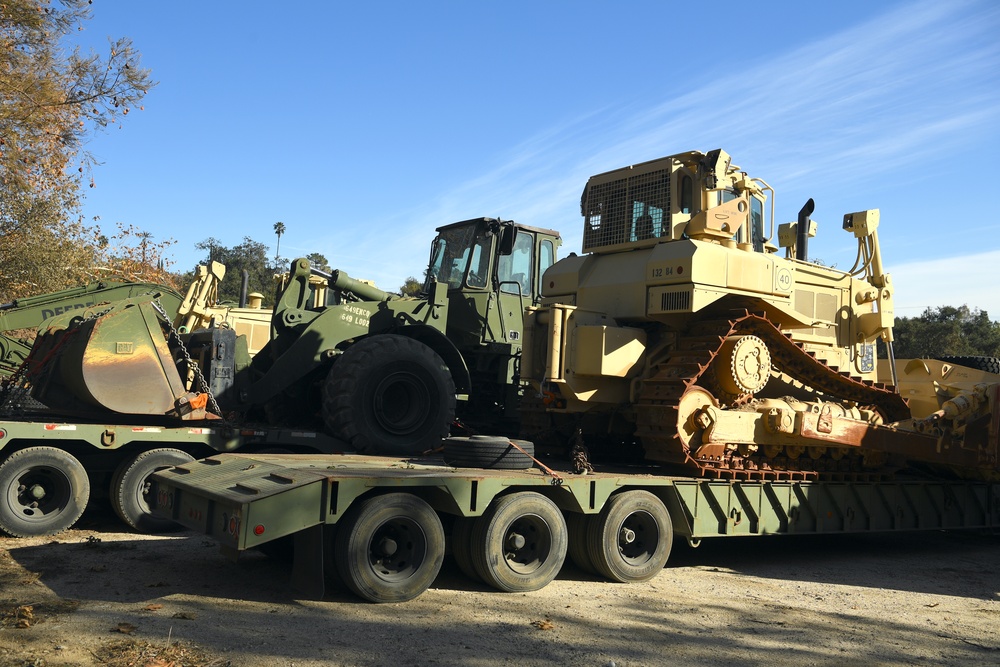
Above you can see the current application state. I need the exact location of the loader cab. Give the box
[424,217,560,303]
[424,217,561,349]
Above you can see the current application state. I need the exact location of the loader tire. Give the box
[0,447,89,537]
[935,356,1000,375]
[322,334,456,456]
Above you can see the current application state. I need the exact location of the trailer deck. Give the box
[150,452,1000,602]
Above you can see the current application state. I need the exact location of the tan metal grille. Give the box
[660,289,691,312]
[582,169,671,252]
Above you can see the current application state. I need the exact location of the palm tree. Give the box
[273,221,286,266]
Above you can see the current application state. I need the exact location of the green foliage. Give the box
[305,252,331,272]
[195,237,276,306]
[887,306,1000,359]
[0,0,155,301]
[399,276,423,297]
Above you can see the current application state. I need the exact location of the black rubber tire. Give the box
[442,436,535,470]
[333,492,445,603]
[0,447,90,537]
[110,448,195,533]
[586,490,673,583]
[322,335,456,456]
[565,511,597,575]
[470,491,567,593]
[935,356,1000,375]
[450,516,480,582]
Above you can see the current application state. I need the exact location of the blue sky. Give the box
[78,1,1000,316]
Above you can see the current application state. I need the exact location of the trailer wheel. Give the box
[470,492,567,593]
[586,490,672,583]
[323,335,456,456]
[935,356,1000,375]
[442,436,535,470]
[450,517,480,582]
[0,447,90,537]
[565,512,597,575]
[334,492,445,603]
[111,448,195,533]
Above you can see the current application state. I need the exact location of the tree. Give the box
[399,276,423,297]
[305,252,331,273]
[194,237,275,306]
[886,306,1000,359]
[273,221,286,266]
[0,0,155,301]
[94,223,177,287]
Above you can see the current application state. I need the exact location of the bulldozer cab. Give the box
[581,149,773,255]
[424,217,561,349]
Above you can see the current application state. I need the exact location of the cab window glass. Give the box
[426,225,479,290]
[539,240,554,279]
[680,175,693,214]
[497,231,534,295]
[750,196,764,252]
[466,236,491,288]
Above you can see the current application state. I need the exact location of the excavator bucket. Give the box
[27,297,212,419]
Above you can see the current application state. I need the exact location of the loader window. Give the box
[465,236,491,289]
[540,239,554,278]
[497,231,533,295]
[426,224,481,290]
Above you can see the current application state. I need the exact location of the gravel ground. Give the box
[1,505,998,667]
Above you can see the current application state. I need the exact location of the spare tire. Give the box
[935,356,1000,375]
[442,436,535,470]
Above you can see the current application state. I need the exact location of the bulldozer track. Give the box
[635,311,909,480]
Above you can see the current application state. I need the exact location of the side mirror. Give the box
[498,225,516,255]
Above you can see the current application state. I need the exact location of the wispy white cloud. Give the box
[329,0,1000,300]
[891,249,1000,318]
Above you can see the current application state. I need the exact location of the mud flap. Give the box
[291,524,326,599]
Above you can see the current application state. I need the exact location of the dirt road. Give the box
[1,506,998,667]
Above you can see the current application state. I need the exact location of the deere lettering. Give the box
[41,301,97,319]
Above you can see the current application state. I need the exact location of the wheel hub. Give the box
[374,372,429,436]
[507,532,526,550]
[503,516,549,573]
[378,536,399,557]
[618,511,657,563]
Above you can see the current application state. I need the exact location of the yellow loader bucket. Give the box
[28,298,211,419]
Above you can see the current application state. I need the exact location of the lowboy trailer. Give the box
[150,450,1000,603]
[0,417,344,536]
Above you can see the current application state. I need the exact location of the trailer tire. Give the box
[935,356,1000,375]
[323,335,456,456]
[0,447,90,537]
[111,448,195,533]
[442,436,535,470]
[586,490,672,583]
[334,492,445,603]
[566,511,597,575]
[450,516,480,582]
[470,492,567,593]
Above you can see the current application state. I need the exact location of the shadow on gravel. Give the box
[4,518,999,666]
[659,529,1000,600]
[8,519,998,607]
